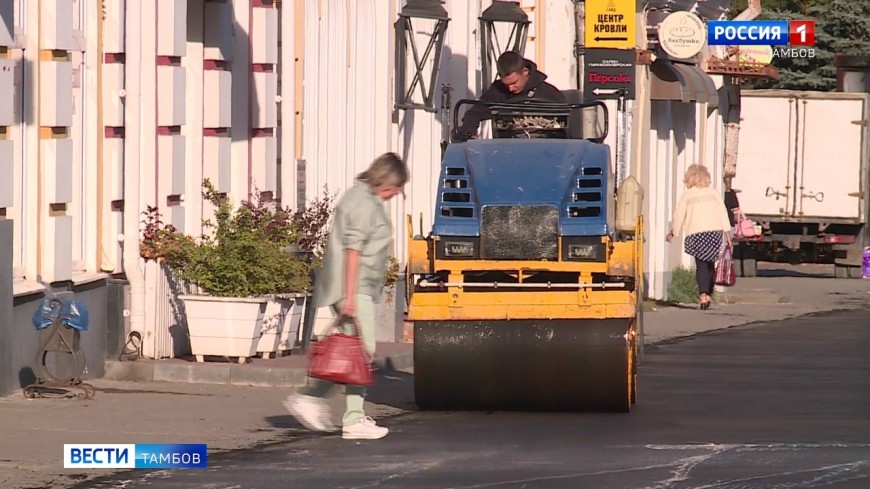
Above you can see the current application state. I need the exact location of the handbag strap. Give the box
[326,314,363,337]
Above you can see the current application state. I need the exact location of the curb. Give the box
[103,352,415,388]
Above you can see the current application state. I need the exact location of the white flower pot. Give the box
[310,286,400,342]
[312,306,337,338]
[255,297,293,358]
[277,294,308,352]
[179,295,270,362]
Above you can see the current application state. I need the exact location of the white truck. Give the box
[731,89,870,278]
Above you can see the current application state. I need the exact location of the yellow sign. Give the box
[585,0,636,49]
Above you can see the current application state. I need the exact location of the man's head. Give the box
[496,51,530,94]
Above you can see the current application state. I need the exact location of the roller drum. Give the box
[414,319,634,412]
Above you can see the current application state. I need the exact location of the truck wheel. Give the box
[837,265,864,279]
[834,265,859,279]
[741,258,757,277]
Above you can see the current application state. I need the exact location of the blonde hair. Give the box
[357,152,409,189]
[683,164,711,188]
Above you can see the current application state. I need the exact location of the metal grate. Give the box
[480,205,559,260]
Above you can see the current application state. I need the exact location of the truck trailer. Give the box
[731,89,870,278]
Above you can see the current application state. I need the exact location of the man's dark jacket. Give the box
[455,58,565,140]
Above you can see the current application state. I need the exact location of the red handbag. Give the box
[714,242,737,287]
[308,316,374,386]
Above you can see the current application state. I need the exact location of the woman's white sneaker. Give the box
[283,394,337,432]
[342,416,389,440]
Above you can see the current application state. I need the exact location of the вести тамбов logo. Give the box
[64,444,208,470]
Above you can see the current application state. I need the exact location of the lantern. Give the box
[479,1,530,92]
[394,0,450,112]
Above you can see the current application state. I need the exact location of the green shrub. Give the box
[667,265,699,304]
[142,180,401,300]
[141,180,324,297]
[383,256,401,305]
[291,185,338,262]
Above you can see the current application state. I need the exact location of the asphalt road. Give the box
[75,308,870,489]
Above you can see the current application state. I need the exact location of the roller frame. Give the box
[406,216,645,413]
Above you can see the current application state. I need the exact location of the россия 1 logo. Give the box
[707,20,816,58]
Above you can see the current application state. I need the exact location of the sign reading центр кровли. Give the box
[584,0,636,49]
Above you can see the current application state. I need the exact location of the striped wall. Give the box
[0,0,733,357]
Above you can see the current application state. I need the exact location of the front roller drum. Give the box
[414,319,635,412]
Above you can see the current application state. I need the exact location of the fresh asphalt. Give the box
[73,308,870,489]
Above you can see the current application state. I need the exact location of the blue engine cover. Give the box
[432,139,614,237]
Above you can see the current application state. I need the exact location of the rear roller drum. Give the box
[414,319,634,412]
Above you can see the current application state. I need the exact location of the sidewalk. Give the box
[103,341,415,388]
[103,265,870,388]
[641,266,869,344]
[1,264,867,489]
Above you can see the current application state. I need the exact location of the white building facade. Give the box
[0,0,738,371]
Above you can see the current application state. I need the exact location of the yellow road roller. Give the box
[406,99,644,412]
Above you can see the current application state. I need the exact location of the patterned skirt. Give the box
[684,231,723,263]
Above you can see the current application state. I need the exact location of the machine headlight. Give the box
[562,237,605,262]
[568,244,598,259]
[445,241,475,258]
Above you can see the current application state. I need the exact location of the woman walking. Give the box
[285,152,409,440]
[666,164,732,310]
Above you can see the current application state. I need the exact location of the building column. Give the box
[156,0,188,233]
[101,0,127,273]
[202,0,234,222]
[0,2,13,222]
[250,0,279,201]
[39,0,76,284]
[0,219,11,396]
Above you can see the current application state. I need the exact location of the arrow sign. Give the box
[583,49,636,101]
[592,88,619,95]
[585,0,635,48]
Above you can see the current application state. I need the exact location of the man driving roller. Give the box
[454,51,566,141]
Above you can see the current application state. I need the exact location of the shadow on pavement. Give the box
[756,267,836,279]
[264,369,417,432]
[93,387,215,396]
[367,369,416,411]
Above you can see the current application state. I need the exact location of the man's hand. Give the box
[665,231,674,242]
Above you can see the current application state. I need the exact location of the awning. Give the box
[650,59,719,109]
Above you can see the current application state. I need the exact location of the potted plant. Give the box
[140,180,334,363]
[274,187,335,355]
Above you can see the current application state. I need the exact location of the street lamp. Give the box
[479,0,530,92]
[394,0,451,113]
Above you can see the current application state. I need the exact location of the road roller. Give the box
[405,98,644,412]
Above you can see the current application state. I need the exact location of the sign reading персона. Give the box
[583,48,636,101]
